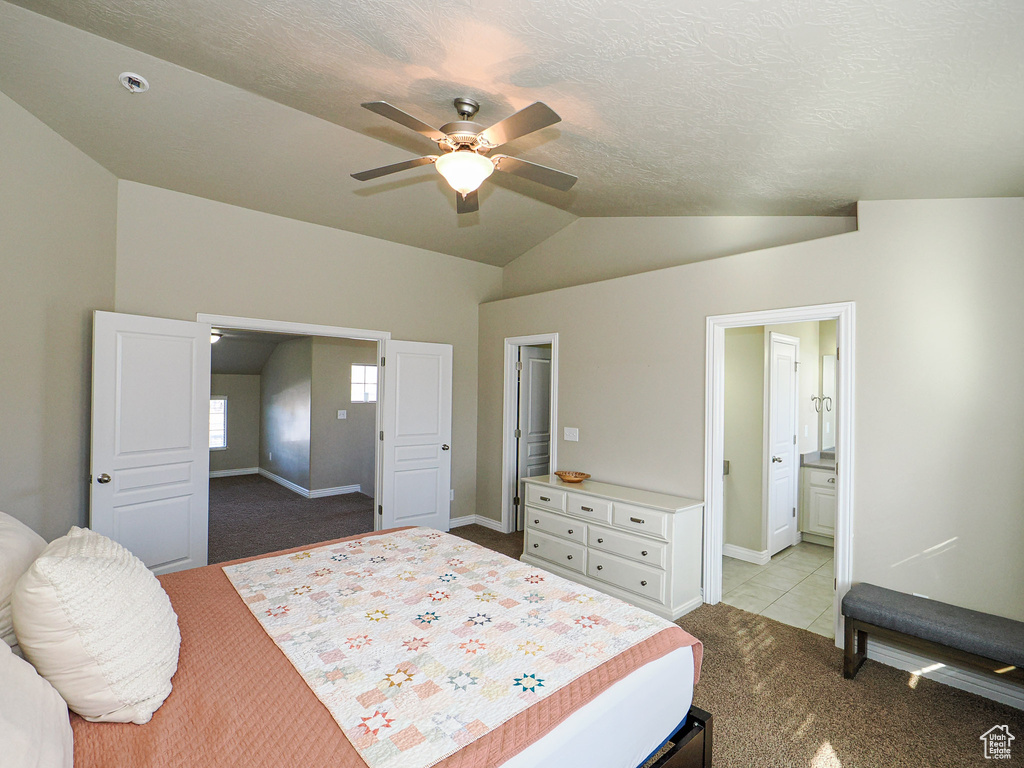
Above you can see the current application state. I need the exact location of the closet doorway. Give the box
[499,334,559,533]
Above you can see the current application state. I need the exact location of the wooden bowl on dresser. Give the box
[554,471,590,483]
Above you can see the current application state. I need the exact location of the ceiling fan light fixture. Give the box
[434,150,494,197]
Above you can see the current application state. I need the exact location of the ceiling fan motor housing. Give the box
[438,121,487,151]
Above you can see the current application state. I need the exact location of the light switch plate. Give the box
[338,410,347,419]
[564,427,579,442]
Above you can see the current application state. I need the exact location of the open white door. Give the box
[767,332,800,556]
[90,311,211,573]
[380,341,452,531]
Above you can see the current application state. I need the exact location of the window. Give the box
[351,364,378,403]
[209,396,227,449]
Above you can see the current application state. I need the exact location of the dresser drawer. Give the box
[587,551,665,603]
[525,529,585,574]
[567,493,611,524]
[588,526,667,569]
[806,468,836,488]
[612,502,668,540]
[526,507,587,543]
[525,484,566,512]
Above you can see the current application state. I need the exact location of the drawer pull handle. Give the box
[597,538,604,543]
[641,550,648,557]
[640,580,648,587]
[533,519,539,524]
[630,517,645,524]
[827,478,835,484]
[567,529,574,534]
[596,565,603,571]
[566,555,573,560]
[533,543,539,548]
[540,496,551,502]
[581,506,594,512]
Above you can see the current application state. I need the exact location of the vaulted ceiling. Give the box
[2,0,1022,265]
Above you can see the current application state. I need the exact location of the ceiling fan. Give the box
[352,97,577,214]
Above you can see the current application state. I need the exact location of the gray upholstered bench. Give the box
[841,583,1024,684]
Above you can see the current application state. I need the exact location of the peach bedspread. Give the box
[71,530,702,768]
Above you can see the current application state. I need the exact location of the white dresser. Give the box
[519,476,704,620]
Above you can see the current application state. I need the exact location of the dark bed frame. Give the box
[643,706,713,768]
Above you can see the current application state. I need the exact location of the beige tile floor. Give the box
[722,541,836,638]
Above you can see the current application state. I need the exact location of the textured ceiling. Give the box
[2,0,1023,265]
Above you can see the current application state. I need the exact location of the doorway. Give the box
[704,302,855,644]
[207,328,379,562]
[500,333,559,534]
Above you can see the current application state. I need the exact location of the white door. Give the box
[767,333,799,556]
[90,311,211,574]
[515,346,551,529]
[380,341,453,532]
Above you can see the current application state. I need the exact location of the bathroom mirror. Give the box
[820,354,836,451]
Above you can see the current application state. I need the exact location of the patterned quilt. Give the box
[223,527,676,768]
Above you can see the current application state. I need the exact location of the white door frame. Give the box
[500,333,559,534]
[197,314,391,528]
[704,302,855,645]
[763,332,801,555]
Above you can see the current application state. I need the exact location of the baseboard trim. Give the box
[722,543,771,565]
[800,531,834,547]
[209,467,258,478]
[866,638,1024,710]
[258,468,311,498]
[309,484,361,498]
[449,515,505,532]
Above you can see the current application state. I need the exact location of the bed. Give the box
[70,528,709,768]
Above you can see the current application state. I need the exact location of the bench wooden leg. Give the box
[844,619,868,679]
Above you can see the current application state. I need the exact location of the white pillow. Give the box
[12,526,181,724]
[0,511,47,657]
[0,639,74,768]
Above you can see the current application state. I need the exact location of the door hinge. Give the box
[513,495,520,507]
[378,505,383,516]
[793,434,797,445]
[722,460,730,476]
[380,356,385,367]
[514,428,522,439]
[379,430,384,441]
[794,361,799,372]
[515,360,523,371]
[792,507,796,518]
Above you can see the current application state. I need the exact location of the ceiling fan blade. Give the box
[492,155,577,191]
[478,102,561,148]
[351,155,438,182]
[457,190,479,214]
[361,102,447,142]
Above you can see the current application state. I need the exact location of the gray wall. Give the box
[210,374,260,473]
[259,339,312,489]
[502,215,857,298]
[477,197,1024,621]
[310,338,377,494]
[0,91,117,541]
[724,327,765,552]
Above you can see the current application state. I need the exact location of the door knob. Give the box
[772,456,783,463]
[441,444,450,451]
[96,473,112,484]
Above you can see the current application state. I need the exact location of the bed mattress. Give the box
[71,530,700,768]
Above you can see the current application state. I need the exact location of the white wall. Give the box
[0,91,117,541]
[502,215,857,298]
[114,181,503,521]
[478,198,1024,621]
[210,374,260,472]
